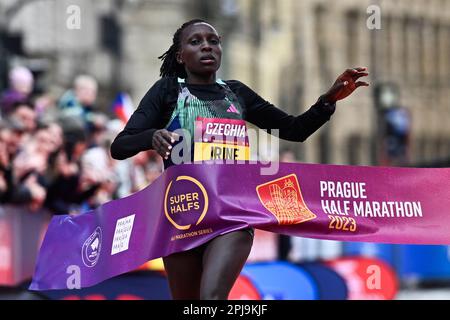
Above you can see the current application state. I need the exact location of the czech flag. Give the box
[112,92,134,123]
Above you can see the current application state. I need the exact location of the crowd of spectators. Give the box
[0,66,163,215]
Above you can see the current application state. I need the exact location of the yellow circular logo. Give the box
[164,176,209,230]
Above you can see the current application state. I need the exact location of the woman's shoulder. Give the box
[147,77,178,96]
[223,80,250,92]
[135,77,179,109]
[150,76,178,92]
[223,79,245,87]
[223,79,258,98]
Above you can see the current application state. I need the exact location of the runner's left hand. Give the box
[323,67,369,103]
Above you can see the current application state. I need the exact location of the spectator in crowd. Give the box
[9,102,37,135]
[81,119,119,208]
[0,117,26,159]
[44,125,101,215]
[58,75,98,126]
[128,150,163,193]
[145,151,164,185]
[0,122,47,211]
[0,66,34,116]
[0,67,161,216]
[85,112,110,148]
[34,92,57,119]
[0,121,11,202]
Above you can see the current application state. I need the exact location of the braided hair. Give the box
[158,19,207,78]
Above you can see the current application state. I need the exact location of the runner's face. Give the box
[178,23,222,80]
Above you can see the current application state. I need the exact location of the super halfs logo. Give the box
[81,227,102,267]
[164,176,209,231]
[256,174,317,225]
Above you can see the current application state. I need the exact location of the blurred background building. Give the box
[0,0,449,300]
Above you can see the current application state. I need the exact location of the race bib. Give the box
[194,117,250,161]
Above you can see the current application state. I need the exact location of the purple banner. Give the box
[30,163,450,290]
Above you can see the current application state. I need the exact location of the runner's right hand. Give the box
[152,129,180,160]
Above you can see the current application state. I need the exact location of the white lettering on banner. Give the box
[321,200,351,216]
[320,181,367,199]
[205,123,246,138]
[353,201,423,218]
[320,180,423,219]
[111,214,135,255]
